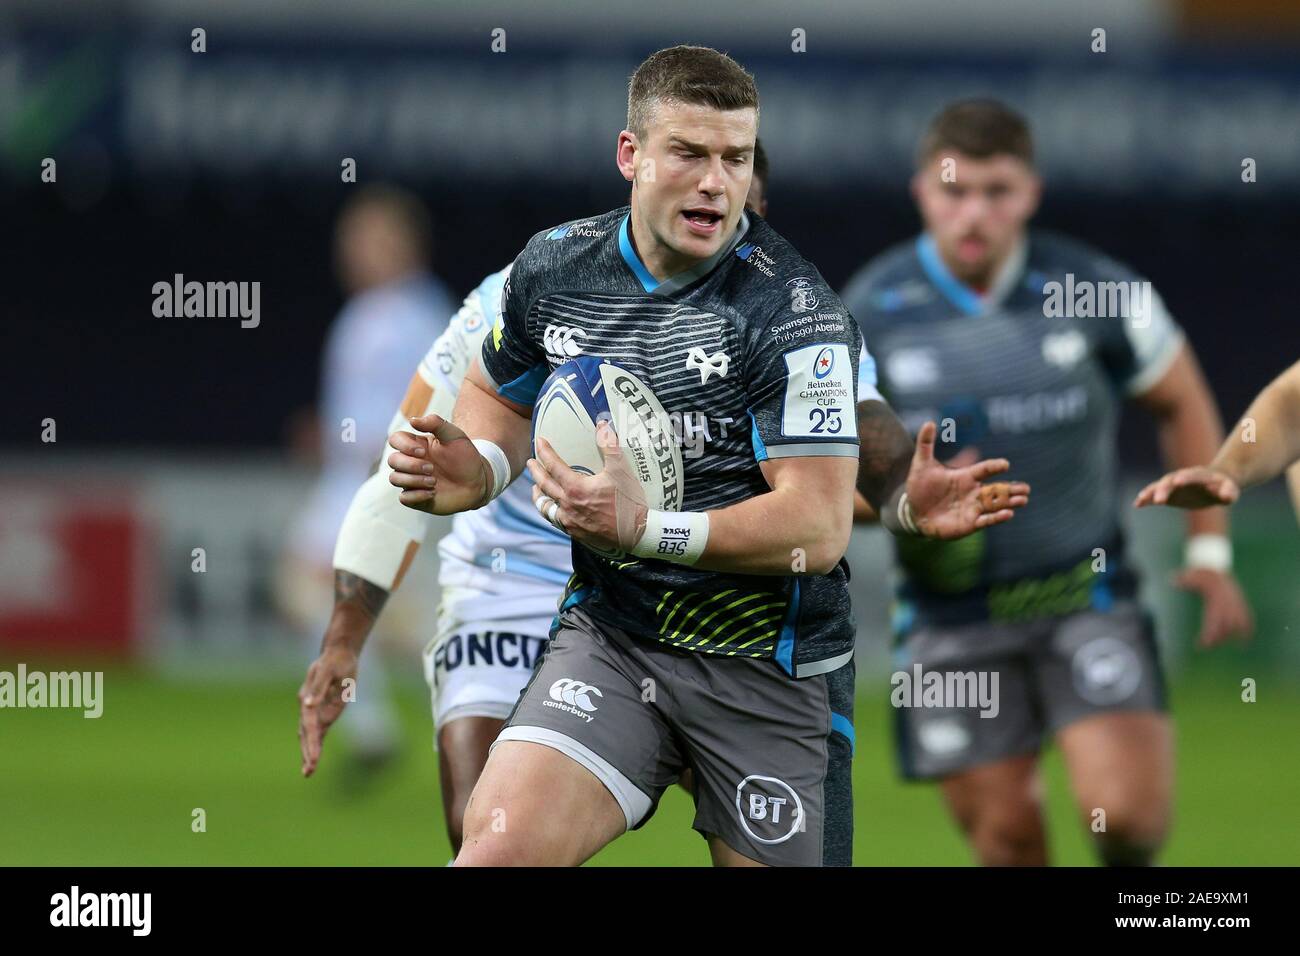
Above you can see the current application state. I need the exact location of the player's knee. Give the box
[454,816,524,866]
[1089,803,1169,865]
[972,813,1045,866]
[961,796,1044,866]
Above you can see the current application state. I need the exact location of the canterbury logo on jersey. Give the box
[684,347,730,385]
[546,678,603,716]
[543,324,587,358]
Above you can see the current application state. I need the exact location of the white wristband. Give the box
[1185,533,1232,573]
[470,439,510,504]
[897,492,921,536]
[631,509,710,566]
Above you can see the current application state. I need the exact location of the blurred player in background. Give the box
[297,144,772,854]
[843,99,1254,866]
[280,185,456,779]
[1135,358,1300,523]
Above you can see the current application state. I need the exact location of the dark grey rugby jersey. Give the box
[480,206,862,677]
[842,230,1183,624]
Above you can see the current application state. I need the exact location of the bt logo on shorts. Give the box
[735,774,804,845]
[543,324,586,359]
[543,678,602,722]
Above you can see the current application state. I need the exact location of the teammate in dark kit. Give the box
[387,50,1026,866]
[843,99,1253,866]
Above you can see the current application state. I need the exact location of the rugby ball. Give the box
[532,356,684,559]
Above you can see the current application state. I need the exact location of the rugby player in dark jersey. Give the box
[843,99,1254,866]
[384,49,1026,866]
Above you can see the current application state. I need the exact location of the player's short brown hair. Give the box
[627,45,759,139]
[916,98,1034,167]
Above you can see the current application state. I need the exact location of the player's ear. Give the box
[616,131,639,184]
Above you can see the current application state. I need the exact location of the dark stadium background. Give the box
[2,0,1298,866]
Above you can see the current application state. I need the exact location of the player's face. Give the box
[620,101,757,271]
[912,152,1040,284]
[335,208,408,294]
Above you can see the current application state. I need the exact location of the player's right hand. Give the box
[388,413,492,515]
[1133,465,1241,510]
[298,646,358,777]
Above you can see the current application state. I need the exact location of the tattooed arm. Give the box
[854,400,913,524]
[321,570,390,655]
[297,570,392,778]
[855,399,1030,539]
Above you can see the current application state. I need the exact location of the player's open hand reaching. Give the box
[1133,465,1241,510]
[388,413,495,515]
[903,421,1030,539]
[297,646,357,777]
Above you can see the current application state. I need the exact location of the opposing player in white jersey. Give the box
[297,152,773,851]
[281,186,455,772]
[295,268,557,848]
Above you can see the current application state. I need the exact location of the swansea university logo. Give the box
[786,276,819,314]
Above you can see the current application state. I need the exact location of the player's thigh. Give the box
[459,611,682,864]
[939,752,1044,837]
[458,739,626,866]
[684,657,856,867]
[1056,712,1173,825]
[437,716,505,834]
[708,835,765,867]
[1037,603,1172,815]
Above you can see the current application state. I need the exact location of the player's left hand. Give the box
[527,421,649,552]
[297,647,357,777]
[1175,567,1254,648]
[1133,465,1241,510]
[904,421,1031,540]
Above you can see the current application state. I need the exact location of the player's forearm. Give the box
[1211,361,1300,490]
[694,463,857,576]
[319,570,389,656]
[456,364,534,481]
[854,400,912,513]
[335,404,436,589]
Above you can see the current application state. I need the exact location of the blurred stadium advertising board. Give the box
[3,31,1300,197]
[0,485,150,656]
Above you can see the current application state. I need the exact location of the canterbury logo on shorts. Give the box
[545,678,603,720]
